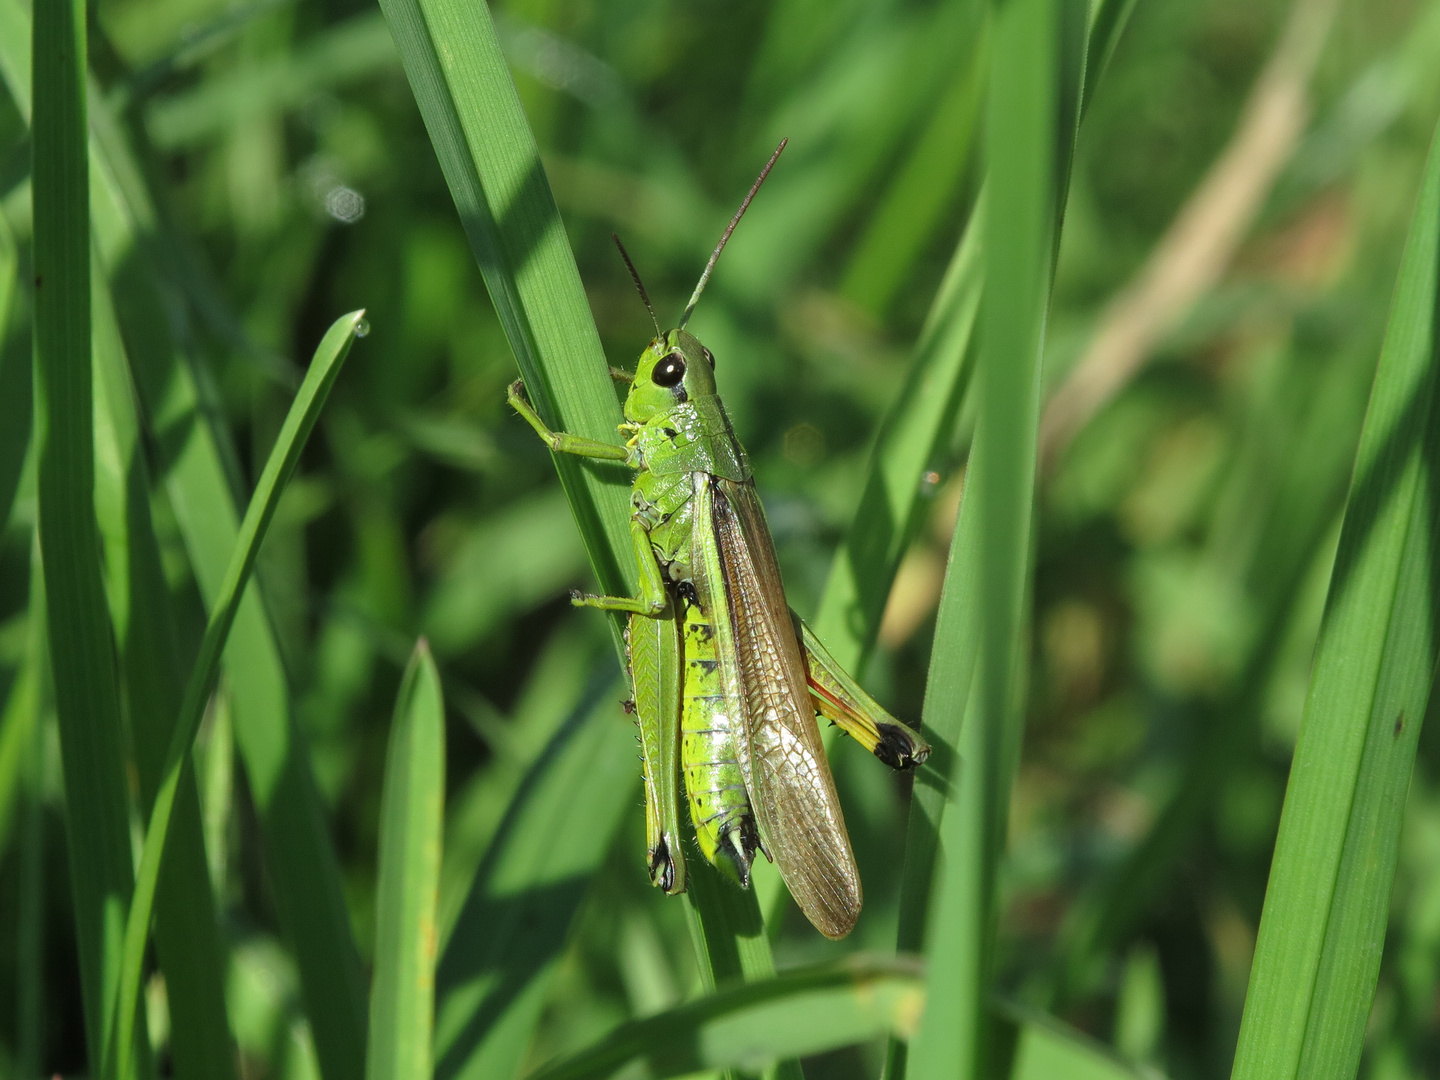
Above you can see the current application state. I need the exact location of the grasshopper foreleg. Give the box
[507,379,631,461]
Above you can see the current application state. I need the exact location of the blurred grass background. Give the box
[1,0,1440,1076]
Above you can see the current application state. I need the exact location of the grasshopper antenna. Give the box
[679,137,788,330]
[612,233,662,340]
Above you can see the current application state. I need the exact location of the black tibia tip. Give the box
[873,723,931,770]
[621,698,636,715]
[648,840,675,893]
[674,580,699,606]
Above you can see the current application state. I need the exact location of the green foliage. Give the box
[6,0,1440,1078]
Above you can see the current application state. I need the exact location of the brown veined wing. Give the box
[694,473,861,939]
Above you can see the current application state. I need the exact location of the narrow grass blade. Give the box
[840,29,985,321]
[14,540,48,1080]
[521,955,925,1080]
[376,0,635,633]
[367,639,446,1080]
[0,212,26,531]
[93,253,237,1080]
[111,310,365,1080]
[434,675,636,1080]
[32,2,152,1074]
[1229,117,1440,1080]
[906,1,1061,1076]
[811,198,983,675]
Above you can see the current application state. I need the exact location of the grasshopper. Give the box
[508,141,928,939]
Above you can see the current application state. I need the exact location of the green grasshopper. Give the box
[508,141,929,939]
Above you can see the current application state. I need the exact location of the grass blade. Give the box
[93,251,237,1080]
[521,955,925,1080]
[111,310,365,1080]
[376,0,634,632]
[999,1008,1143,1080]
[811,198,983,675]
[367,640,446,1080]
[434,675,636,1080]
[906,0,1062,1076]
[0,211,26,532]
[1229,116,1440,1080]
[31,1,153,1074]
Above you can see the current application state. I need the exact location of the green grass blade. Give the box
[1229,116,1440,1080]
[521,955,924,1080]
[367,639,446,1080]
[92,251,237,1080]
[12,540,48,1080]
[999,1008,1143,1080]
[906,0,1061,1076]
[376,0,634,632]
[0,212,25,532]
[31,1,152,1074]
[111,310,365,1080]
[811,198,984,675]
[840,29,985,321]
[434,675,636,1080]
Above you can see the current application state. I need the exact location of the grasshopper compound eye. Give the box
[653,353,686,387]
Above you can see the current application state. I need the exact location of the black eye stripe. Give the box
[652,353,686,387]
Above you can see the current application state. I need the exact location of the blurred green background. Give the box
[2,0,1440,1076]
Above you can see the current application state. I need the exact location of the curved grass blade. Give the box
[110,310,365,1080]
[376,0,635,640]
[521,955,925,1080]
[1229,115,1440,1080]
[31,1,155,1073]
[367,639,446,1080]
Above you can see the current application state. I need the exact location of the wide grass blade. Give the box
[367,640,446,1080]
[31,2,153,1075]
[521,955,925,1080]
[905,0,1064,1076]
[111,310,365,1080]
[434,675,636,1080]
[1229,116,1440,1080]
[376,0,634,628]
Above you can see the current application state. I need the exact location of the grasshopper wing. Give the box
[695,474,861,939]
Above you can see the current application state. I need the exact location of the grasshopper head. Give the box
[623,329,718,423]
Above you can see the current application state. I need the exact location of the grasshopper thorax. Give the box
[623,328,719,425]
